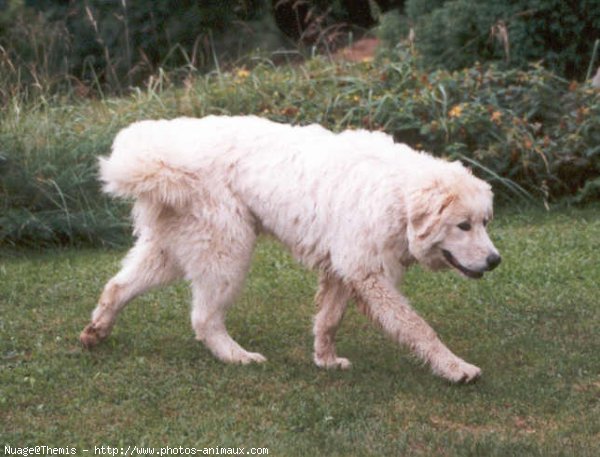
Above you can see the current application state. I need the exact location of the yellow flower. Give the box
[491,111,502,124]
[236,68,250,79]
[449,104,463,118]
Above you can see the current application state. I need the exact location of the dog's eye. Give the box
[457,222,472,231]
[483,218,489,227]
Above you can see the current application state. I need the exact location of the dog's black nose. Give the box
[486,253,502,270]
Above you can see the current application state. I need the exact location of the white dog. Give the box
[80,116,501,383]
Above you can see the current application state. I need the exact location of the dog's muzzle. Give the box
[442,249,501,279]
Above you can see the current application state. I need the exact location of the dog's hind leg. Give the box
[190,277,266,365]
[352,274,482,383]
[313,273,352,369]
[80,239,182,348]
[187,225,265,365]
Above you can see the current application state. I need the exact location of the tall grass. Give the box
[1,52,599,247]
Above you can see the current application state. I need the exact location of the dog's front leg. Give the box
[353,274,481,383]
[313,273,353,369]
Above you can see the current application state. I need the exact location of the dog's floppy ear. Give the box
[406,181,456,260]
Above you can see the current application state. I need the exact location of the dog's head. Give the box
[406,162,501,279]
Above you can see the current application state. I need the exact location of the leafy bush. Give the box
[1,55,599,246]
[403,0,600,80]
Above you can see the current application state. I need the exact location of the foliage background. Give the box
[5,0,597,87]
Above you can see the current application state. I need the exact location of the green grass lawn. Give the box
[1,207,599,456]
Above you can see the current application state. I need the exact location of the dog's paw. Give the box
[314,356,352,370]
[439,359,482,384]
[235,351,267,365]
[79,323,108,349]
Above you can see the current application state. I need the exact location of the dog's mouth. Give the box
[442,249,484,279]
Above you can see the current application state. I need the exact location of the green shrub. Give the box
[403,0,600,80]
[410,1,503,70]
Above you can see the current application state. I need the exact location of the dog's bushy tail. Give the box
[99,122,196,209]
